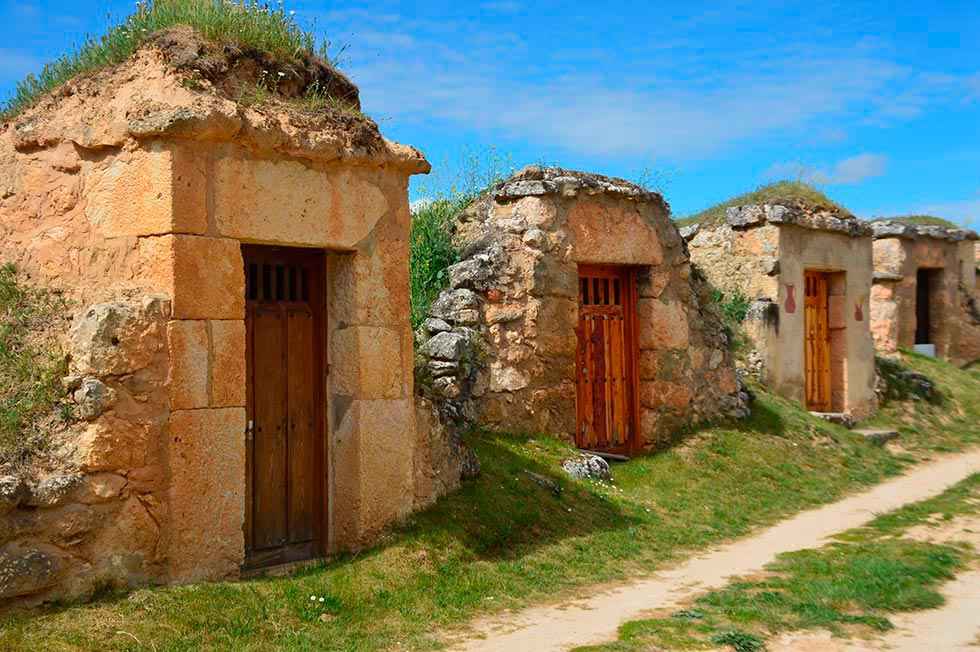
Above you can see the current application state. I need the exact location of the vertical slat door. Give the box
[575,266,638,454]
[244,247,325,570]
[251,305,288,550]
[804,272,832,412]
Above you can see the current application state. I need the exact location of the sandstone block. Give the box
[210,320,246,407]
[171,235,244,320]
[167,320,209,410]
[490,362,530,392]
[75,417,152,472]
[638,299,689,349]
[640,381,693,411]
[84,144,207,237]
[167,408,246,583]
[333,326,404,399]
[71,473,127,504]
[214,159,388,249]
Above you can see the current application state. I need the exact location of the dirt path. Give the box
[450,449,980,652]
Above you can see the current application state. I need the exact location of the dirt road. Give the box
[451,449,980,652]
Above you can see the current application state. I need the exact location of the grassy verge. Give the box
[0,264,68,473]
[575,474,980,652]
[0,355,977,650]
[1,0,334,120]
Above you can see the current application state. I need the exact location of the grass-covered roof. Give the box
[677,181,852,227]
[884,215,960,229]
[1,0,343,120]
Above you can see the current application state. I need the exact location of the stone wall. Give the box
[686,204,877,417]
[415,168,748,455]
[0,42,430,605]
[869,221,980,366]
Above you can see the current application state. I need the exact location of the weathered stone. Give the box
[428,360,458,378]
[490,363,530,392]
[69,298,169,377]
[522,228,548,249]
[561,454,612,481]
[171,236,244,320]
[430,289,480,323]
[71,473,127,504]
[210,320,246,407]
[0,544,65,599]
[167,408,245,583]
[726,205,765,227]
[167,320,209,410]
[333,326,404,400]
[25,474,84,508]
[0,476,29,515]
[423,318,451,334]
[72,378,116,420]
[420,332,468,361]
[433,377,462,399]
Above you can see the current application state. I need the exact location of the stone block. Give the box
[171,235,245,320]
[210,320,246,407]
[167,320,209,410]
[535,298,578,356]
[333,326,404,400]
[167,408,246,582]
[638,299,689,350]
[0,543,66,599]
[75,417,153,472]
[213,159,388,249]
[640,380,693,411]
[350,400,415,538]
[85,143,207,237]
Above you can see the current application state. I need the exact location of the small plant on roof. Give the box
[677,180,851,228]
[1,0,340,120]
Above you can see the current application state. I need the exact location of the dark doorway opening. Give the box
[915,268,942,345]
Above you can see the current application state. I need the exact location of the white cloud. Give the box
[314,10,977,160]
[763,153,888,186]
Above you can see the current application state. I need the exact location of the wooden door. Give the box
[575,265,639,454]
[804,271,832,412]
[243,246,326,570]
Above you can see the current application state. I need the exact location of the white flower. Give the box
[318,597,325,602]
[310,595,316,601]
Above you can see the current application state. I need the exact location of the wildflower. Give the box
[318,597,325,602]
[310,595,316,601]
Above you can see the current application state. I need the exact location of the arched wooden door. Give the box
[804,271,832,412]
[575,265,639,455]
[243,246,326,570]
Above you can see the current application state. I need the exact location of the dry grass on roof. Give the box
[677,181,852,228]
[887,215,960,229]
[1,0,347,120]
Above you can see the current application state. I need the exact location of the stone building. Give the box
[868,221,979,366]
[684,200,877,418]
[0,29,434,604]
[415,167,748,456]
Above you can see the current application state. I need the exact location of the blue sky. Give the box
[2,1,979,225]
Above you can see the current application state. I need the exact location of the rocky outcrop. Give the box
[723,204,871,237]
[0,296,169,606]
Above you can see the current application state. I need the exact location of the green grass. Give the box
[1,0,336,120]
[0,264,68,473]
[676,180,852,228]
[1,355,977,651]
[410,198,465,329]
[887,215,960,228]
[575,474,980,652]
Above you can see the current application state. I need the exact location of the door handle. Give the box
[245,420,254,442]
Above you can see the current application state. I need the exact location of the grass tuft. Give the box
[0,264,69,473]
[1,0,336,120]
[677,180,851,228]
[886,215,960,229]
[410,198,465,329]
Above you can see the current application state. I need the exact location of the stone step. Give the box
[809,412,856,429]
[854,429,900,446]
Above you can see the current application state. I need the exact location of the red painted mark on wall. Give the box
[784,284,796,314]
[854,301,864,322]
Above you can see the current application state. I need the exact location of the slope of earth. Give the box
[0,355,977,651]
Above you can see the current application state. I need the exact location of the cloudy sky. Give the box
[2,0,979,225]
